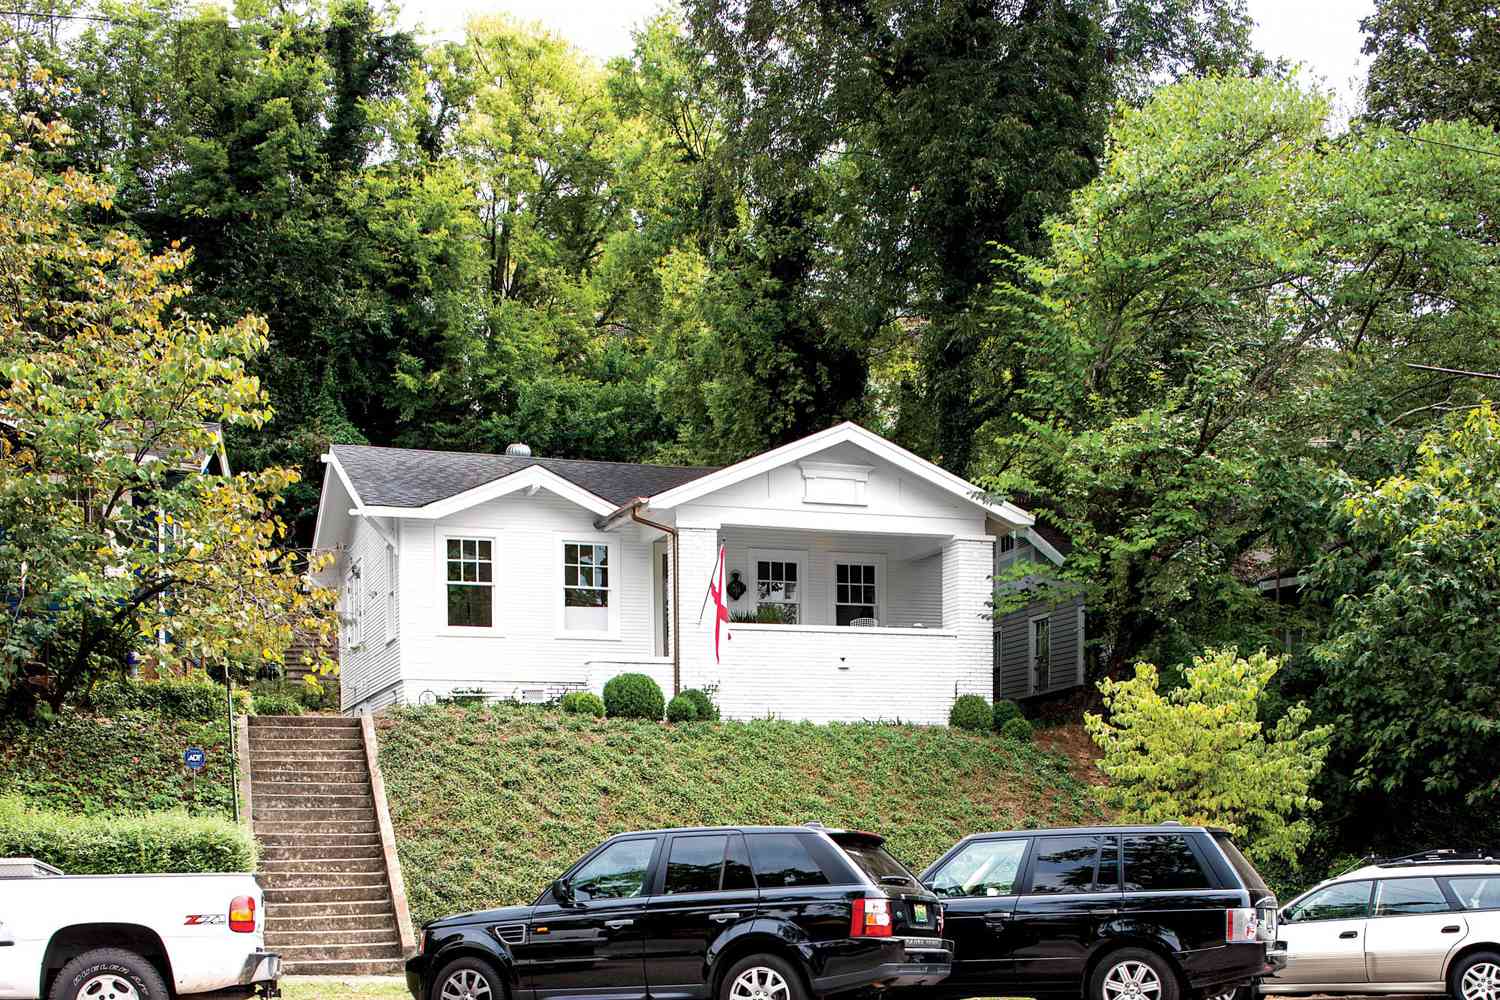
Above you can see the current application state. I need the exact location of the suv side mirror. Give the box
[553,877,577,907]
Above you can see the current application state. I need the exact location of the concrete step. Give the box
[261,857,387,875]
[253,750,366,764]
[253,820,379,836]
[265,899,394,918]
[252,807,376,822]
[267,929,400,948]
[256,831,382,848]
[260,844,383,862]
[250,715,359,728]
[252,780,372,797]
[250,766,369,783]
[261,870,388,889]
[251,737,365,751]
[251,728,362,743]
[265,885,394,904]
[278,941,403,963]
[267,912,397,932]
[254,791,375,810]
[279,959,405,976]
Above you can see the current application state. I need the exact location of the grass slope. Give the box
[379,704,1105,926]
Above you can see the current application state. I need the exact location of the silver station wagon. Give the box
[1262,851,1500,1000]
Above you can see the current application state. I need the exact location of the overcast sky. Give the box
[398,0,1375,107]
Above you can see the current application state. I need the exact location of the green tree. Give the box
[1306,403,1500,849]
[1086,648,1331,866]
[1363,0,1500,130]
[0,85,336,715]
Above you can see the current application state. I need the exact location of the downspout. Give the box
[630,507,680,697]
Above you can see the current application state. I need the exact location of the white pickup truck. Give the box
[0,858,280,1000]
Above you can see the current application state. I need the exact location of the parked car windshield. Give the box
[1212,831,1273,900]
[838,840,922,886]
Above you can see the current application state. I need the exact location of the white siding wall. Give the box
[337,516,403,712]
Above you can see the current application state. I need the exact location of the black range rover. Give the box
[914,824,1278,1000]
[406,824,952,1000]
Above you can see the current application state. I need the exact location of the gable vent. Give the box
[505,442,533,457]
[492,922,527,945]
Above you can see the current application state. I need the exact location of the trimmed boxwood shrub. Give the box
[602,673,665,720]
[992,699,1025,731]
[999,717,1034,742]
[680,689,719,721]
[665,694,700,723]
[85,678,251,720]
[560,691,605,717]
[251,691,303,717]
[0,796,255,874]
[949,694,992,732]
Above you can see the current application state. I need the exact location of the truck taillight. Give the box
[851,898,893,937]
[1225,907,1258,943]
[230,895,256,933]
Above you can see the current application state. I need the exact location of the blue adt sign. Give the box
[184,746,207,771]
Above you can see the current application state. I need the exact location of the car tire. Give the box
[1450,950,1500,1000]
[720,953,807,1000]
[1089,948,1181,1000]
[432,957,506,1000]
[48,948,169,1000]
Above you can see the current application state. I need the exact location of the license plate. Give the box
[912,903,929,923]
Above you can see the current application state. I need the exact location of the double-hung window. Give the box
[834,561,879,626]
[446,538,494,628]
[751,549,803,624]
[563,541,611,633]
[1031,616,1051,692]
[343,560,364,648]
[384,543,398,642]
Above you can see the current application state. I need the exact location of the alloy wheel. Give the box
[1462,961,1500,1000]
[1102,960,1163,1000]
[78,974,139,1000]
[730,966,792,1000]
[440,969,493,1000]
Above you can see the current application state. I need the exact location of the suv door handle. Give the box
[1339,931,1358,939]
[984,914,1008,926]
[710,913,741,923]
[605,919,635,929]
[1443,926,1462,934]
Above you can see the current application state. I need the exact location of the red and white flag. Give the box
[706,544,730,663]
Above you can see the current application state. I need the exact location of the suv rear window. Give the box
[1211,831,1272,899]
[1124,834,1210,891]
[746,833,831,888]
[836,839,922,888]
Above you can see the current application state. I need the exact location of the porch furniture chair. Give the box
[850,616,878,628]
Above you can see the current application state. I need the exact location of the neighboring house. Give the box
[311,422,1076,724]
[990,523,1087,703]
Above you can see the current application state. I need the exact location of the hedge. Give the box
[0,796,255,874]
[602,673,665,720]
[949,694,992,731]
[84,678,251,721]
[666,693,699,722]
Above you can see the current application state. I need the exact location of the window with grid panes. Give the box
[835,562,878,626]
[446,538,493,628]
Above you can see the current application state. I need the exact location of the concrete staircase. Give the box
[247,715,407,975]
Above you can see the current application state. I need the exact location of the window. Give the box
[999,534,1016,553]
[1097,837,1121,890]
[1285,880,1372,923]
[385,544,397,641]
[1031,617,1051,692]
[1375,878,1451,916]
[665,835,729,895]
[1123,835,1211,892]
[1028,835,1100,894]
[563,542,611,632]
[840,841,921,887]
[571,838,656,901]
[342,561,364,648]
[446,538,493,628]
[930,838,1029,898]
[746,833,829,888]
[751,550,803,624]
[724,834,755,891]
[835,562,878,626]
[1446,877,1500,911]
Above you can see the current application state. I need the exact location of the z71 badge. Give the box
[184,914,226,926]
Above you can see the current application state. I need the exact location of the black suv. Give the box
[406,824,952,1000]
[914,824,1278,1000]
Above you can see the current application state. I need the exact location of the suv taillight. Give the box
[851,897,893,937]
[936,904,945,937]
[1225,907,1258,943]
[229,895,256,933]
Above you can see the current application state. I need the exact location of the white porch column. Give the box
[942,536,997,699]
[675,525,721,695]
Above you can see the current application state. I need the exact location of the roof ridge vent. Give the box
[505,442,533,457]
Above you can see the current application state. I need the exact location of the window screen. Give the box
[1029,835,1101,894]
[746,833,830,888]
[1123,835,1211,891]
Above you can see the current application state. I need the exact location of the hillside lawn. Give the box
[378,704,1105,926]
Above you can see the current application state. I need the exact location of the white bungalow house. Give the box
[310,422,1083,723]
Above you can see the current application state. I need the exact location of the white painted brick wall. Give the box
[943,537,997,698]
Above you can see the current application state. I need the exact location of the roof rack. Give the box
[1375,849,1500,868]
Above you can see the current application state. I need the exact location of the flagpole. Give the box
[696,545,721,624]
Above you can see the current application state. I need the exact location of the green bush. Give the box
[560,691,605,717]
[949,694,992,732]
[992,699,1025,731]
[680,689,719,721]
[999,717,1034,742]
[0,796,255,873]
[666,694,700,723]
[85,677,251,720]
[252,691,303,716]
[603,674,665,720]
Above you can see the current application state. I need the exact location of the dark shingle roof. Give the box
[330,444,718,509]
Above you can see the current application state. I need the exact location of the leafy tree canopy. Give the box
[1363,0,1500,131]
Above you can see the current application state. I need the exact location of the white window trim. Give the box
[828,552,886,628]
[384,542,399,646]
[438,531,501,636]
[1029,613,1052,695]
[747,547,808,623]
[556,534,621,640]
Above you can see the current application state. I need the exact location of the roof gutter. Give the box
[596,499,680,696]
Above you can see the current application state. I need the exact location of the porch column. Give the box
[675,525,721,695]
[942,536,997,699]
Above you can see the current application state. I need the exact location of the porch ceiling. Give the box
[714,524,961,561]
